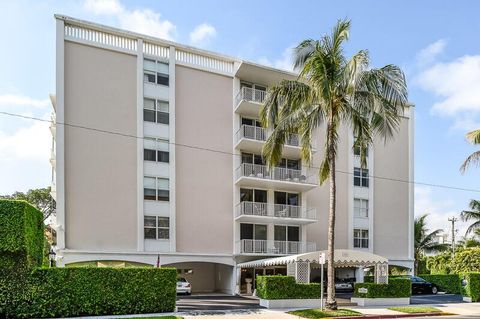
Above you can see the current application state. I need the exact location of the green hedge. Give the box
[461,273,480,302]
[354,278,411,298]
[0,200,44,268]
[2,267,177,318]
[256,276,320,299]
[419,274,461,294]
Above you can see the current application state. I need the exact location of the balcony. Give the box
[235,124,303,158]
[235,163,317,192]
[235,201,317,224]
[234,87,267,117]
[236,239,316,255]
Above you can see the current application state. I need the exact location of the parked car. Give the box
[335,279,354,292]
[176,277,191,295]
[409,276,438,294]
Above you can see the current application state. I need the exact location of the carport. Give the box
[236,249,389,288]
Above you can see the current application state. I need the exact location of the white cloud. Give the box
[415,185,468,240]
[416,39,446,66]
[84,0,176,40]
[0,94,50,108]
[189,23,217,46]
[0,121,51,162]
[258,46,294,71]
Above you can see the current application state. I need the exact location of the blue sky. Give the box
[1,0,480,238]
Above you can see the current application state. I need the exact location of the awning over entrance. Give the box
[237,249,388,269]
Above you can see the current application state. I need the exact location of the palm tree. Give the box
[260,19,408,309]
[461,199,480,235]
[460,129,480,173]
[414,214,449,274]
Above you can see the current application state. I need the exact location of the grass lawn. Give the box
[288,308,362,318]
[388,306,443,314]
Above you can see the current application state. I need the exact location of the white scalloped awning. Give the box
[237,249,388,268]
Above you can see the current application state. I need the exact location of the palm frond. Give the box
[460,150,480,173]
[466,129,480,145]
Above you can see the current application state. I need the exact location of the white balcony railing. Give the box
[235,201,317,220]
[236,124,300,147]
[236,239,316,255]
[236,163,317,185]
[235,87,267,106]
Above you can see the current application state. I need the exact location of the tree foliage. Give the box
[461,199,480,235]
[414,214,449,274]
[0,187,55,221]
[460,129,480,173]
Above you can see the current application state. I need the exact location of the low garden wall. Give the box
[352,278,411,306]
[0,200,177,318]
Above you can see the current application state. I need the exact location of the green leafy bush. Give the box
[461,273,480,302]
[419,274,461,294]
[256,276,320,300]
[0,200,44,267]
[354,278,411,298]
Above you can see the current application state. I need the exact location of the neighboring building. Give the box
[50,15,414,294]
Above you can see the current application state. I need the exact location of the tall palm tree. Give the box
[460,129,480,173]
[461,199,480,235]
[260,19,408,309]
[414,214,449,274]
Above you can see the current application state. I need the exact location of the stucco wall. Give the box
[64,41,138,251]
[373,118,410,260]
[175,65,234,254]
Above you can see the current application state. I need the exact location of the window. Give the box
[277,158,300,170]
[353,139,369,157]
[144,216,169,240]
[144,177,169,201]
[240,223,267,240]
[274,225,300,242]
[241,153,265,165]
[354,198,369,218]
[354,167,369,187]
[144,137,169,163]
[240,188,267,203]
[143,98,169,124]
[354,229,369,248]
[144,59,169,86]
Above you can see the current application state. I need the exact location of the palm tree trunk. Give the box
[326,134,337,310]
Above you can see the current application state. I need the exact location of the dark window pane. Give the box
[254,190,268,203]
[288,226,300,241]
[144,216,156,227]
[274,192,287,205]
[157,111,169,124]
[274,225,286,241]
[253,155,265,165]
[157,73,169,86]
[240,188,253,202]
[158,228,169,239]
[354,238,360,248]
[144,188,156,200]
[255,225,267,240]
[158,190,169,201]
[287,160,300,170]
[144,228,156,239]
[240,223,253,240]
[354,177,361,186]
[144,109,156,122]
[241,153,253,164]
[144,149,156,161]
[158,151,169,163]
[288,193,299,206]
[158,217,169,227]
[277,158,287,168]
[241,118,254,126]
[144,73,156,83]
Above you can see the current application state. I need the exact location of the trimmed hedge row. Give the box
[0,200,44,267]
[419,274,462,294]
[256,276,320,299]
[461,273,480,302]
[354,278,411,298]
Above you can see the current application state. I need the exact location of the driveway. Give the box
[177,294,262,312]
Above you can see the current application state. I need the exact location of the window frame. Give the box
[354,198,369,218]
[143,176,170,202]
[354,167,369,187]
[144,137,169,163]
[143,97,169,125]
[143,59,169,86]
[353,228,369,248]
[144,215,170,240]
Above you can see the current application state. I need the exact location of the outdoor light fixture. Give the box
[48,248,56,267]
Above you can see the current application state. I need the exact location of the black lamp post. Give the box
[48,248,56,267]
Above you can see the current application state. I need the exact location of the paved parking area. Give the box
[177,294,262,312]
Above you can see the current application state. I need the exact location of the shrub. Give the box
[461,273,480,302]
[419,274,461,294]
[0,200,44,268]
[452,249,480,273]
[4,267,177,318]
[354,278,411,298]
[256,276,320,300]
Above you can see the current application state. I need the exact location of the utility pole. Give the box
[448,216,458,256]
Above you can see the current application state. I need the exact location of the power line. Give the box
[1,110,480,194]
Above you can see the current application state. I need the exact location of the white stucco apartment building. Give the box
[49,15,414,294]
